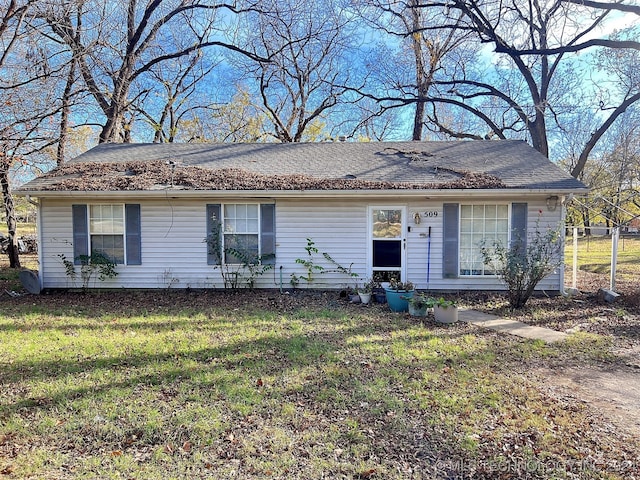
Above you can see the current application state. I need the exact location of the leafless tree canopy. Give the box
[2,0,640,265]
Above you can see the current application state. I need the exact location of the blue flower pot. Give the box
[372,288,387,304]
[384,288,414,312]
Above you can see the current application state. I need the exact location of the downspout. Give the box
[426,226,431,290]
[26,195,43,291]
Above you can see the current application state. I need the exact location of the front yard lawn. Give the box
[1,291,639,479]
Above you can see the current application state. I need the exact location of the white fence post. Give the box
[572,227,578,290]
[610,227,620,291]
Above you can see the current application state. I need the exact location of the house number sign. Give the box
[423,211,438,217]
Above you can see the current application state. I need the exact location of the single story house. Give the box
[17,140,588,292]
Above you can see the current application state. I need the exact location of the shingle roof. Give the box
[18,140,587,192]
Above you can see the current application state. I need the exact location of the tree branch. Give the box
[571,91,640,178]
[562,0,640,15]
[496,38,640,55]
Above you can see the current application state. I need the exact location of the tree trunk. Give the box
[411,1,425,141]
[412,100,425,141]
[57,58,76,164]
[582,209,591,236]
[99,108,124,143]
[529,116,549,158]
[0,161,21,268]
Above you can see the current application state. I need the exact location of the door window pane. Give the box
[372,209,402,239]
[373,240,401,268]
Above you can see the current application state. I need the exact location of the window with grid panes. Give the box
[223,204,260,263]
[459,204,509,276]
[89,204,125,263]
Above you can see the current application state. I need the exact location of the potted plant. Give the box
[348,285,361,303]
[372,280,387,304]
[433,297,458,324]
[405,293,435,317]
[358,278,378,305]
[384,279,414,312]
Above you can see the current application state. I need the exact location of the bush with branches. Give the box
[480,223,563,309]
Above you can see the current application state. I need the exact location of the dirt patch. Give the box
[537,365,640,437]
[457,274,640,439]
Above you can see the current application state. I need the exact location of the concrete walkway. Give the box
[459,308,568,343]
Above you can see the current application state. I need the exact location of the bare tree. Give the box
[593,112,640,230]
[236,0,357,142]
[437,1,640,179]
[40,0,268,144]
[358,0,471,140]
[357,0,640,179]
[341,98,405,141]
[0,0,54,267]
[206,87,269,142]
[134,52,221,143]
[0,1,31,264]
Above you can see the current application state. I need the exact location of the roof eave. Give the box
[17,186,590,199]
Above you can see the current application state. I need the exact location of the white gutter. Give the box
[15,187,590,200]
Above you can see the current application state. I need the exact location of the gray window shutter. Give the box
[260,203,276,265]
[442,203,459,278]
[511,203,528,253]
[125,204,142,265]
[206,204,222,265]
[72,204,89,265]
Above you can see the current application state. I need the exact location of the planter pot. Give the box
[359,292,372,305]
[373,288,387,304]
[349,293,361,304]
[385,288,414,313]
[408,302,428,317]
[434,305,458,324]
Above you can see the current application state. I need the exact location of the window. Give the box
[72,204,141,266]
[206,203,275,265]
[459,204,509,276]
[89,205,125,263]
[224,204,259,263]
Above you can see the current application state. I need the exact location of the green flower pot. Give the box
[385,288,413,312]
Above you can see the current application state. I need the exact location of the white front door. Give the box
[369,206,406,282]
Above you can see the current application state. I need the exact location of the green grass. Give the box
[565,234,640,280]
[0,255,39,290]
[0,267,22,290]
[0,222,36,236]
[0,293,637,479]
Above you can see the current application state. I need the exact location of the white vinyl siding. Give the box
[36,196,564,292]
[277,199,367,289]
[404,200,562,291]
[42,199,215,289]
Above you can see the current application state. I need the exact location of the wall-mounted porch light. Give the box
[546,195,559,211]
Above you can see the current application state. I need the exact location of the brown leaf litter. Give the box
[29,160,506,191]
